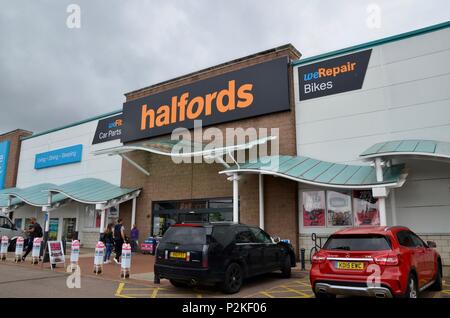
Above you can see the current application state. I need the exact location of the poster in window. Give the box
[327,191,353,227]
[353,190,380,226]
[302,191,325,227]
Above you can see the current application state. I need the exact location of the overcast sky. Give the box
[1,0,449,134]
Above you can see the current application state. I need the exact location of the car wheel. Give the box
[280,255,292,278]
[170,279,189,288]
[221,263,243,294]
[404,274,419,298]
[7,239,16,252]
[430,261,443,291]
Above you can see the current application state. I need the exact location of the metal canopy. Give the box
[0,183,66,207]
[92,136,276,158]
[360,139,450,160]
[219,155,407,189]
[46,178,140,206]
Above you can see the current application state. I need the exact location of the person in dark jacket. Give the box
[130,224,139,253]
[101,223,114,264]
[22,217,43,261]
[113,219,125,264]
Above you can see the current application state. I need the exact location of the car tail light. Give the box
[374,254,399,266]
[186,252,191,262]
[312,254,326,264]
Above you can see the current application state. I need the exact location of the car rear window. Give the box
[162,226,207,245]
[323,234,392,251]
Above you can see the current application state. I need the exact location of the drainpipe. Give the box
[259,174,264,230]
[232,173,239,223]
[131,197,137,228]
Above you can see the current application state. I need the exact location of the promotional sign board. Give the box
[297,49,372,101]
[122,57,291,142]
[92,114,123,144]
[0,141,10,190]
[35,144,83,169]
[48,241,65,264]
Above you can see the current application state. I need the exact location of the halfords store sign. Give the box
[121,57,291,142]
[297,49,371,100]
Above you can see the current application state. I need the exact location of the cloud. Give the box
[0,0,449,134]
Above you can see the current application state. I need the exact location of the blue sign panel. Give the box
[0,141,11,189]
[35,144,83,170]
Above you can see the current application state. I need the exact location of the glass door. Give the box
[62,218,76,241]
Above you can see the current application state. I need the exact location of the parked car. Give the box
[154,222,296,294]
[310,226,442,298]
[0,216,25,251]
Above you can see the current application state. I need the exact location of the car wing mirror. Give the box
[272,236,280,243]
[427,241,437,248]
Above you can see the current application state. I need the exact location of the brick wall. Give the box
[0,129,32,188]
[119,45,300,257]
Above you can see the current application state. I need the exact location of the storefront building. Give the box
[291,21,450,267]
[96,45,303,254]
[1,111,140,248]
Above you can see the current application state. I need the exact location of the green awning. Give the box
[360,140,450,160]
[46,178,140,205]
[219,155,406,189]
[0,183,66,207]
[0,188,23,208]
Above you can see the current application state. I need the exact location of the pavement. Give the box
[1,251,450,298]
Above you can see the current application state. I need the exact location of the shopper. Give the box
[130,224,139,253]
[113,218,125,264]
[22,217,43,261]
[102,223,114,264]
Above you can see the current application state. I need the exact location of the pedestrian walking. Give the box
[22,217,43,261]
[130,224,139,253]
[101,223,114,264]
[113,219,125,264]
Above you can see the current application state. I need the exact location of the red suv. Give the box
[310,226,443,298]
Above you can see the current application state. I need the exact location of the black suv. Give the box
[154,222,296,293]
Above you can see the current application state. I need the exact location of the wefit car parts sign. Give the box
[122,57,290,142]
[298,49,372,100]
[92,114,123,144]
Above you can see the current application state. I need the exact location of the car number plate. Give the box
[170,251,187,259]
[336,261,364,270]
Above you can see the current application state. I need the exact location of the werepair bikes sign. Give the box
[297,49,372,101]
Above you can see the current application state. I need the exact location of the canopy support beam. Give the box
[120,154,150,176]
[259,174,264,230]
[374,158,387,226]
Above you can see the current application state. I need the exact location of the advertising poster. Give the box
[302,191,326,227]
[48,241,65,264]
[327,191,353,227]
[0,141,10,190]
[49,218,59,240]
[353,190,380,226]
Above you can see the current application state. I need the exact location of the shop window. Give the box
[353,190,380,226]
[84,206,101,229]
[327,191,353,227]
[14,218,23,230]
[302,191,326,227]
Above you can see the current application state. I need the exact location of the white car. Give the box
[0,216,26,251]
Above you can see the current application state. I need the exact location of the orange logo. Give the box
[140,80,253,130]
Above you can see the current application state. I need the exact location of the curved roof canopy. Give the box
[1,179,140,211]
[0,183,66,207]
[220,155,406,189]
[93,136,276,158]
[360,140,450,161]
[46,178,139,205]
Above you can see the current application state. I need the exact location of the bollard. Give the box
[120,243,131,279]
[31,238,42,264]
[93,241,105,275]
[69,240,80,272]
[300,248,306,271]
[14,237,24,262]
[0,236,8,261]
